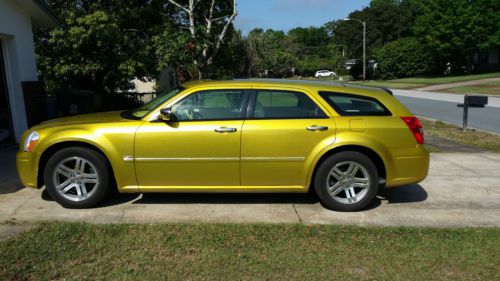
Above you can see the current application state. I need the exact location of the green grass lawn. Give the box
[421,118,500,152]
[1,222,500,280]
[441,81,500,96]
[347,80,426,89]
[344,72,500,89]
[293,72,500,90]
[387,72,500,85]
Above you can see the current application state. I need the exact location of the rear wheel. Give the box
[314,151,379,212]
[44,147,111,208]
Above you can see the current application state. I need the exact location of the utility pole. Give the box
[343,17,366,81]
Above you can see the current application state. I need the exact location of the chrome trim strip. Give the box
[241,157,305,162]
[123,156,134,162]
[135,157,239,162]
[127,156,306,162]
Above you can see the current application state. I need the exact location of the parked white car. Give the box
[314,70,336,78]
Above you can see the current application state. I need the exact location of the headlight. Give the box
[23,131,40,152]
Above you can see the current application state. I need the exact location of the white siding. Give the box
[0,0,40,141]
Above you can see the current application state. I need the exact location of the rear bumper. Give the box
[16,151,39,188]
[386,145,429,187]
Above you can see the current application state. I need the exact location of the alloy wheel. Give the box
[52,156,99,202]
[325,161,371,204]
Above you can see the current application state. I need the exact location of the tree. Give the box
[245,29,297,77]
[164,0,238,79]
[413,0,500,72]
[328,0,417,59]
[36,0,169,94]
[287,27,343,76]
[374,37,436,79]
[207,28,249,78]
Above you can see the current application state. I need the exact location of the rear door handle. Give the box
[307,125,328,131]
[214,127,237,133]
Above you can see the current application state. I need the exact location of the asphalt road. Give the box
[393,90,500,134]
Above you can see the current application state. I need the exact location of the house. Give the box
[473,48,500,72]
[130,66,178,103]
[0,0,59,143]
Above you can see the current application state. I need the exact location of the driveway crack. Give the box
[292,204,303,223]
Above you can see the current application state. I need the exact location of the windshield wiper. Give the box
[120,110,140,120]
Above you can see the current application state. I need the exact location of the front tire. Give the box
[314,151,379,212]
[44,147,111,208]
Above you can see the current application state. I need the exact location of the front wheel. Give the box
[44,147,112,208]
[314,151,379,212]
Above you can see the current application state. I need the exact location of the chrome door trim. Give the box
[123,156,134,162]
[241,157,305,162]
[133,157,240,163]
[124,156,305,162]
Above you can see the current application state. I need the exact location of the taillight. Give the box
[401,116,424,144]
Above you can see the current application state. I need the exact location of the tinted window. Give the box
[252,90,326,119]
[172,90,245,121]
[319,92,391,116]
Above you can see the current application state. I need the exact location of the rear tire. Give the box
[44,147,111,209]
[314,151,379,212]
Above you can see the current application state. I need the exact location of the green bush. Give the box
[374,37,436,79]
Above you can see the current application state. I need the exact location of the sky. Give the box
[235,0,371,34]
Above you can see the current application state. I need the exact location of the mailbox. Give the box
[457,95,488,131]
[465,95,488,108]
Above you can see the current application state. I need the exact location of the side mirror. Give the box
[158,108,173,122]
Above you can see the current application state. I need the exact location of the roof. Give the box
[15,0,61,28]
[180,79,393,96]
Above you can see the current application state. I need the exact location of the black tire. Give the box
[314,151,379,212]
[44,147,112,208]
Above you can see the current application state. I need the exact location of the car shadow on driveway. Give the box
[378,184,428,204]
[40,184,428,210]
[132,192,320,205]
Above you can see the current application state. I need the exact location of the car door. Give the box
[134,89,249,190]
[241,88,335,187]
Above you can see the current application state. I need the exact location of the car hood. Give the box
[32,111,130,130]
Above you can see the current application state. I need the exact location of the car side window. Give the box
[252,90,327,119]
[172,90,245,121]
[319,91,391,116]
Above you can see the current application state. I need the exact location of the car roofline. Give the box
[179,78,392,95]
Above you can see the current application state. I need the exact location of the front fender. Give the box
[33,125,138,191]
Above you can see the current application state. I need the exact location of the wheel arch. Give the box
[37,141,116,189]
[307,145,387,191]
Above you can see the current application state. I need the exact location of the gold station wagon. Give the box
[17,79,429,211]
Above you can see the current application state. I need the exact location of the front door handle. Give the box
[307,125,328,131]
[214,127,237,133]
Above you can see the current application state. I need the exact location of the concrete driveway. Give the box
[1,147,500,227]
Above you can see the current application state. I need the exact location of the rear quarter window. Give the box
[319,91,391,116]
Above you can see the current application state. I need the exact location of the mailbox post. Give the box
[457,95,488,131]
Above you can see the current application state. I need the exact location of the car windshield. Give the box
[128,86,184,119]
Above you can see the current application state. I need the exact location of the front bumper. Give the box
[16,151,39,188]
